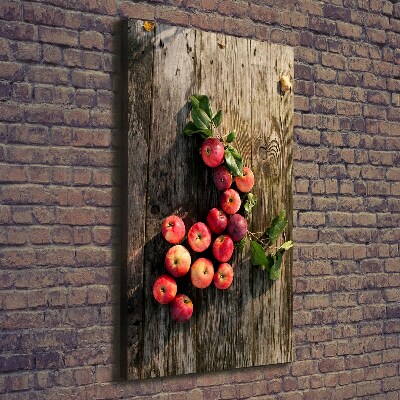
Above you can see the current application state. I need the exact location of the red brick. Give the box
[119,2,154,19]
[0,0,21,19]
[156,7,190,26]
[0,21,38,41]
[367,28,387,44]
[357,381,382,396]
[80,30,104,50]
[35,352,63,369]
[39,26,78,46]
[332,384,356,399]
[71,70,111,90]
[322,52,346,70]
[224,17,255,37]
[82,51,102,70]
[323,4,350,20]
[42,45,62,64]
[23,3,64,26]
[336,21,362,39]
[218,0,248,17]
[309,16,336,34]
[249,4,277,23]
[25,105,64,124]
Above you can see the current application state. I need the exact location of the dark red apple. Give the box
[206,208,228,235]
[213,165,233,191]
[227,213,247,242]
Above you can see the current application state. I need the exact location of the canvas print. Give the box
[121,19,294,380]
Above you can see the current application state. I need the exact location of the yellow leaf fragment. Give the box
[280,75,292,93]
[143,21,156,32]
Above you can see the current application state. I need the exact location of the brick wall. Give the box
[1,0,399,399]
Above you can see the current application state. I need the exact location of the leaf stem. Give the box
[247,230,268,247]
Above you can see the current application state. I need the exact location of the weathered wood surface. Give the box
[124,20,294,380]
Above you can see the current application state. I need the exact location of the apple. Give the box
[165,245,191,277]
[152,274,177,304]
[206,208,228,235]
[235,166,254,193]
[213,263,234,290]
[161,215,185,244]
[212,235,234,263]
[227,213,247,242]
[201,138,224,168]
[213,165,233,191]
[190,258,214,289]
[170,294,193,323]
[220,188,241,215]
[187,222,212,252]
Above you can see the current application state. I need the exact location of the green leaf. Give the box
[191,94,213,118]
[244,193,258,214]
[250,240,268,267]
[280,240,294,251]
[269,252,283,281]
[190,95,200,109]
[226,130,236,143]
[266,211,288,244]
[183,121,199,136]
[213,110,223,128]
[235,236,246,253]
[191,107,211,130]
[224,146,243,177]
[269,242,293,281]
[198,129,213,139]
[198,95,213,119]
[264,254,275,271]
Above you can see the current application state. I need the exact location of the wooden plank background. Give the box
[123,19,294,380]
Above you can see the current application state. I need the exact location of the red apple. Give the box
[206,208,228,235]
[152,275,177,304]
[187,222,211,252]
[213,165,233,191]
[201,138,224,168]
[213,263,234,290]
[165,245,191,277]
[212,235,234,263]
[227,213,247,242]
[190,258,214,289]
[235,166,255,193]
[220,189,241,215]
[170,294,193,323]
[161,215,185,244]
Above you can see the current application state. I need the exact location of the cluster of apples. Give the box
[152,137,254,323]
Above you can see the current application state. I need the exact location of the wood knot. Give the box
[259,146,267,160]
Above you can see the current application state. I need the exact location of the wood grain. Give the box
[124,20,293,379]
[250,41,294,366]
[141,24,197,378]
[194,31,254,372]
[125,19,153,379]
